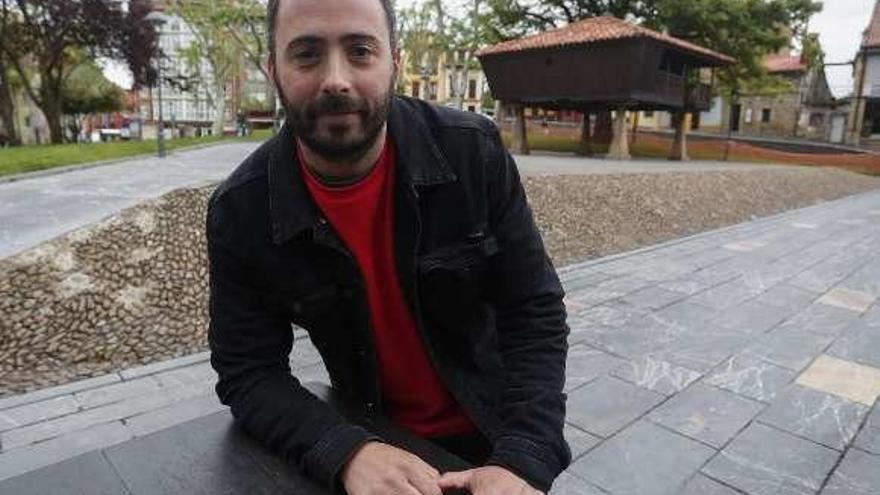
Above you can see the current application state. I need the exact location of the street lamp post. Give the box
[145,11,170,158]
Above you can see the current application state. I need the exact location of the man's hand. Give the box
[340,441,442,495]
[438,466,544,495]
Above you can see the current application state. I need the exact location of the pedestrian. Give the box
[206,0,571,493]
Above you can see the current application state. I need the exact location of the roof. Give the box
[764,54,807,74]
[475,16,735,65]
[864,0,880,48]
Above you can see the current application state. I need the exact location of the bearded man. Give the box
[206,0,571,493]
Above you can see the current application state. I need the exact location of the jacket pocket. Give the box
[418,232,499,326]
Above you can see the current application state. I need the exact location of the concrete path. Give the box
[0,142,260,259]
[0,142,792,260]
[2,188,880,494]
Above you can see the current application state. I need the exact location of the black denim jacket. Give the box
[207,96,571,492]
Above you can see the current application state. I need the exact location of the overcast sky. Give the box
[104,0,877,98]
[814,0,876,97]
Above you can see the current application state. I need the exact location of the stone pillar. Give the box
[606,108,630,160]
[511,102,530,155]
[669,111,690,161]
[578,111,592,156]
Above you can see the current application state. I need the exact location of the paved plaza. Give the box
[0,186,878,493]
[0,142,260,259]
[0,143,791,259]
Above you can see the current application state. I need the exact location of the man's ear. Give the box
[392,46,401,75]
[267,52,276,81]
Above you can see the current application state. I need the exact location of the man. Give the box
[206,0,571,492]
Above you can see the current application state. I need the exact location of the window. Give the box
[761,108,771,123]
[468,79,477,99]
[809,113,824,127]
[643,111,654,118]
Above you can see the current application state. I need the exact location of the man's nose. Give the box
[320,52,353,95]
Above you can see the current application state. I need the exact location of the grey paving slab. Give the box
[118,351,210,380]
[0,450,130,495]
[0,420,133,481]
[647,382,765,449]
[702,422,840,495]
[0,373,121,411]
[756,384,870,451]
[549,471,607,495]
[821,448,880,495]
[566,375,665,438]
[854,404,880,456]
[827,319,880,369]
[680,474,744,495]
[610,355,702,396]
[652,299,719,328]
[73,376,162,410]
[582,318,684,360]
[759,283,821,313]
[704,354,798,403]
[689,279,761,311]
[0,142,260,258]
[564,344,628,393]
[840,259,880,298]
[618,285,689,311]
[710,299,795,336]
[150,361,217,389]
[563,423,602,460]
[658,328,753,373]
[569,420,716,495]
[741,329,835,372]
[658,277,712,296]
[773,302,861,339]
[1,381,211,451]
[124,392,225,437]
[0,396,80,433]
[567,300,646,331]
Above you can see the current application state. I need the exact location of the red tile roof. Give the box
[764,54,807,74]
[475,16,735,65]
[864,0,880,48]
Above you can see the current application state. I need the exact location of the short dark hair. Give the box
[267,0,397,61]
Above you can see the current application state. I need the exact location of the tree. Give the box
[0,62,19,145]
[168,0,245,137]
[62,60,124,141]
[0,0,155,144]
[220,0,279,125]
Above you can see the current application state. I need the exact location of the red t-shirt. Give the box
[298,137,475,438]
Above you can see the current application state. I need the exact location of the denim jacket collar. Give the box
[267,96,457,245]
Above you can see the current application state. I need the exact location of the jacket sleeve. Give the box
[206,191,378,491]
[482,130,571,492]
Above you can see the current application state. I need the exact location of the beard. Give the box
[274,70,394,163]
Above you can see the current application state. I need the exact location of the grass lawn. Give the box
[0,129,273,179]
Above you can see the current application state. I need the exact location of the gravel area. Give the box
[527,167,880,266]
[0,166,878,397]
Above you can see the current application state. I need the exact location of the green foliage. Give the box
[61,62,124,116]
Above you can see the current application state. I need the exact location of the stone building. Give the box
[399,48,490,114]
[733,53,836,140]
[849,0,880,146]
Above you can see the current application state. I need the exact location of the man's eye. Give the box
[294,50,319,60]
[350,46,372,58]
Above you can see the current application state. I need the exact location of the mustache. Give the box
[308,94,366,116]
